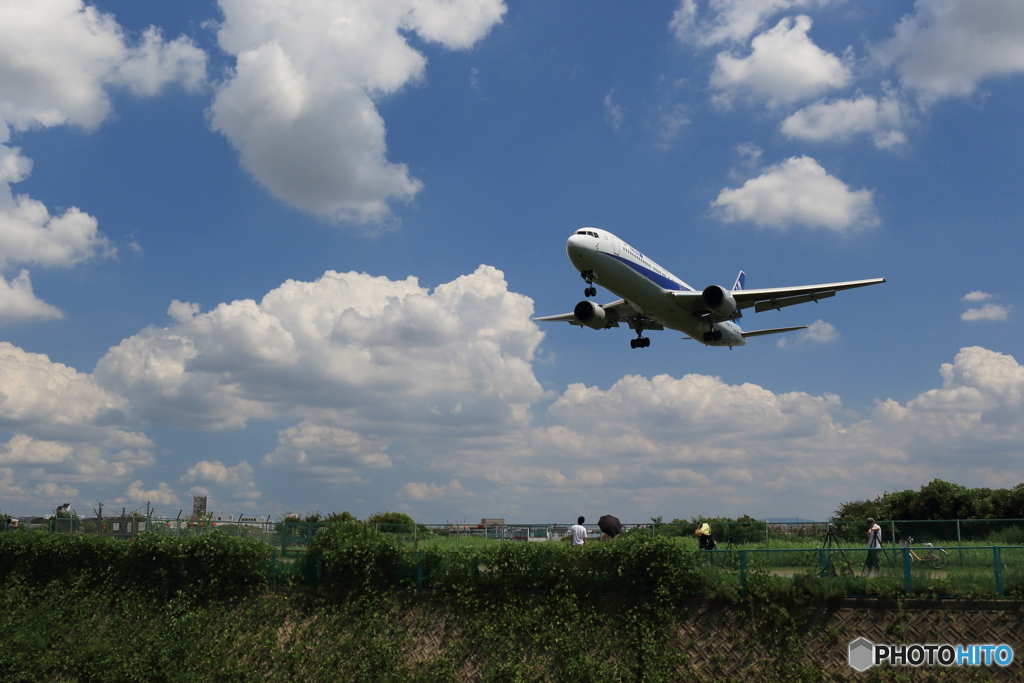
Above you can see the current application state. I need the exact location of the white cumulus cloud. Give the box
[874,0,1024,103]
[0,2,204,325]
[262,421,391,484]
[0,0,206,131]
[124,480,178,506]
[963,291,992,302]
[711,16,850,107]
[711,155,877,230]
[777,319,838,347]
[0,343,152,494]
[0,342,129,433]
[400,478,466,502]
[962,303,1009,321]
[670,0,835,47]
[182,459,255,486]
[0,135,113,269]
[482,346,1024,517]
[781,93,908,149]
[209,0,506,223]
[95,265,544,434]
[0,433,153,484]
[0,270,62,323]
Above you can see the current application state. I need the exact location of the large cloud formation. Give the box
[875,0,1024,102]
[507,346,1024,517]
[0,0,207,323]
[0,0,206,131]
[0,342,153,505]
[209,0,506,223]
[677,0,1024,150]
[95,265,543,434]
[4,264,1024,518]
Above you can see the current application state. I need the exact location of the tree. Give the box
[325,511,359,524]
[365,511,415,530]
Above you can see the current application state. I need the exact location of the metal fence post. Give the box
[417,550,423,591]
[902,546,912,597]
[818,548,827,578]
[957,519,963,566]
[765,522,770,550]
[994,546,1004,597]
[739,550,748,597]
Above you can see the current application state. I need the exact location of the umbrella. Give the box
[598,514,622,539]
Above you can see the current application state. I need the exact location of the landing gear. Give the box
[630,337,650,349]
[581,271,596,297]
[702,328,723,343]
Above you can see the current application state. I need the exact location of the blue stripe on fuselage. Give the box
[608,254,691,292]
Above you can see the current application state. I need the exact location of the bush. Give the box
[307,522,407,599]
[0,531,270,603]
[985,525,1024,545]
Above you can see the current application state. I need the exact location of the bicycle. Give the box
[886,536,948,569]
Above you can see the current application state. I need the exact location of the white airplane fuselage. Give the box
[567,228,746,346]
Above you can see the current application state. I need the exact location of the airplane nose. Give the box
[566,234,586,260]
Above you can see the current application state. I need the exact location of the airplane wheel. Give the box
[630,339,637,349]
[585,287,596,297]
[643,338,650,347]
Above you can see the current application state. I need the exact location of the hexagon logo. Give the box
[849,637,875,672]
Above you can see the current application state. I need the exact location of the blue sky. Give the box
[2,0,1024,522]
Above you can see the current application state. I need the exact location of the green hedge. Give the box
[0,531,270,602]
[0,525,1007,682]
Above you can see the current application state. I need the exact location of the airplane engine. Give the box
[702,285,738,317]
[573,300,609,330]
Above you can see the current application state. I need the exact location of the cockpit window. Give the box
[575,230,600,237]
[575,230,588,235]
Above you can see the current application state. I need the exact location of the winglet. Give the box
[732,271,746,291]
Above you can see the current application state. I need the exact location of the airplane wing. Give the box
[534,299,665,331]
[740,326,807,338]
[668,278,885,313]
[679,325,808,340]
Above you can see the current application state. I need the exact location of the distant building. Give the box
[192,496,207,517]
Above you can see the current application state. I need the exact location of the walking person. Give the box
[694,522,716,550]
[864,517,882,577]
[570,516,587,547]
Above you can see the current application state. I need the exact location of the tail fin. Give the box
[732,271,746,291]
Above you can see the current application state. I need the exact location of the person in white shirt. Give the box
[570,516,587,547]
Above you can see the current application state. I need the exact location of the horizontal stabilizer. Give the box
[740,326,807,339]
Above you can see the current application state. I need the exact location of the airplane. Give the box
[535,227,885,348]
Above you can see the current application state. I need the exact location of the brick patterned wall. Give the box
[403,599,1024,682]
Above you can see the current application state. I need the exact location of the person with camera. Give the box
[864,517,882,577]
